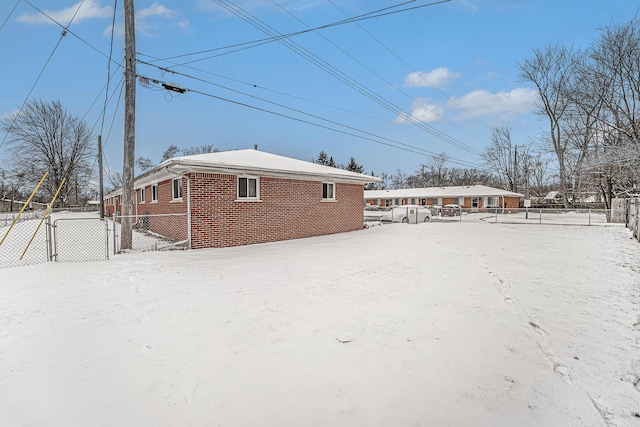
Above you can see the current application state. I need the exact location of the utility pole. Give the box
[121,0,136,250]
[514,144,518,193]
[98,135,104,219]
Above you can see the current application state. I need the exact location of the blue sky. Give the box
[1,0,638,182]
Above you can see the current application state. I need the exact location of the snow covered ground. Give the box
[1,220,639,426]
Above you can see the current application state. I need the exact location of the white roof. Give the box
[109,149,381,195]
[365,185,524,199]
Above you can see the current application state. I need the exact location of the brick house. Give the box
[104,149,380,249]
[364,185,524,212]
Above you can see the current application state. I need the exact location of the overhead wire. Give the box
[137,72,486,169]
[136,53,393,123]
[0,0,21,33]
[326,0,494,134]
[209,0,483,162]
[20,0,115,62]
[151,0,450,67]
[270,0,484,156]
[0,0,88,151]
[100,0,118,137]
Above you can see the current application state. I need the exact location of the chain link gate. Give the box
[51,217,110,262]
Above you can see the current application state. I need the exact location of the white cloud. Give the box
[1,109,20,121]
[17,0,112,25]
[138,3,177,20]
[395,99,444,124]
[403,68,460,89]
[449,87,538,117]
[105,3,189,37]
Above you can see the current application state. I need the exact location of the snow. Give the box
[365,184,524,199]
[1,220,640,426]
[119,149,380,194]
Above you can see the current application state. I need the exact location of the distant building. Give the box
[104,149,380,249]
[365,185,524,212]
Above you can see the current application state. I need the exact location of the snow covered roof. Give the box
[544,191,559,200]
[110,149,381,194]
[365,185,524,199]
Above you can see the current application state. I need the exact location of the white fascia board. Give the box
[164,159,381,185]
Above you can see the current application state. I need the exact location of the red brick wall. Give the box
[188,173,364,249]
[104,178,189,241]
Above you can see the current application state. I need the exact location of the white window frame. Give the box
[172,178,183,200]
[322,182,335,200]
[237,176,259,200]
[151,184,158,203]
[139,187,145,204]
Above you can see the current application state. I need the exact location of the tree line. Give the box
[516,16,640,209]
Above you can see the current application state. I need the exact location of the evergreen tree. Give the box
[344,157,364,173]
[315,151,329,165]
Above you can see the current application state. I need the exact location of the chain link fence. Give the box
[113,213,189,254]
[471,208,619,226]
[624,199,640,241]
[0,211,49,269]
[366,206,623,227]
[1,212,110,269]
[52,217,109,262]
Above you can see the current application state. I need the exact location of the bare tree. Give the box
[181,144,217,156]
[0,168,28,212]
[482,126,516,190]
[1,99,94,206]
[135,157,154,172]
[106,170,123,193]
[519,43,580,208]
[391,169,408,189]
[160,145,180,163]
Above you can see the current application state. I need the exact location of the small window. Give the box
[238,176,259,199]
[472,197,478,208]
[172,178,183,200]
[322,182,335,200]
[151,184,158,202]
[140,187,145,204]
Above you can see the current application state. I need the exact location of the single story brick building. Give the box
[104,149,380,249]
[365,185,524,212]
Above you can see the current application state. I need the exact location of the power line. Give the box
[153,0,450,67]
[209,0,481,158]
[0,0,21,33]
[100,0,118,136]
[20,0,114,62]
[137,73,486,169]
[326,0,494,134]
[271,0,483,156]
[0,0,87,151]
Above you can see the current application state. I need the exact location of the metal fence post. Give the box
[113,213,118,255]
[539,209,542,224]
[588,209,591,226]
[45,216,53,262]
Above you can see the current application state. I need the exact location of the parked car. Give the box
[441,204,461,216]
[390,205,432,223]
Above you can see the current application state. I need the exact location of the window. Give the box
[472,197,478,208]
[172,178,182,200]
[151,184,158,202]
[140,187,145,204]
[238,176,259,199]
[322,182,335,200]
